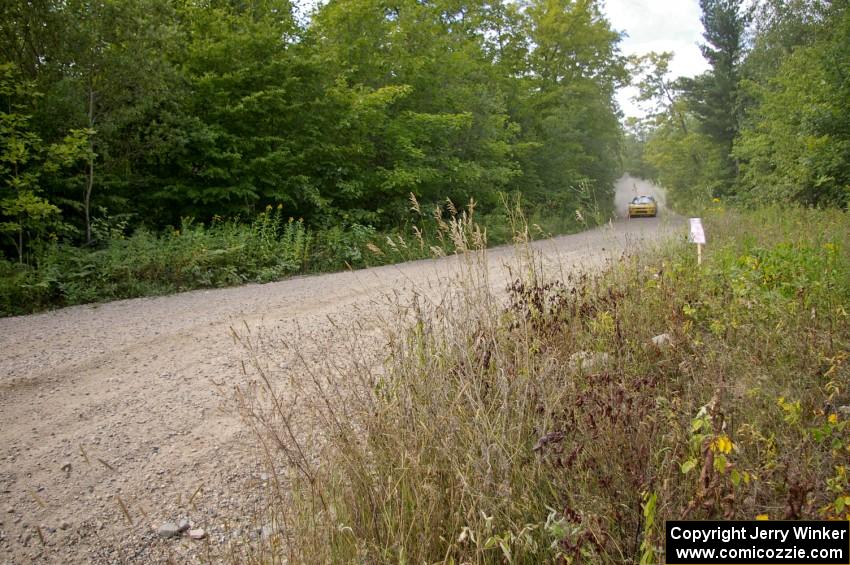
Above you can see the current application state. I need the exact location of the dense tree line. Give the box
[631,0,850,210]
[0,0,626,263]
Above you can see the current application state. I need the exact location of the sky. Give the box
[602,0,710,119]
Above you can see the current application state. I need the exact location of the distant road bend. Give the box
[0,175,681,563]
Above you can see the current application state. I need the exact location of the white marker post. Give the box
[689,218,706,265]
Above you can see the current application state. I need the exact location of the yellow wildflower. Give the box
[756,514,769,521]
[712,434,733,454]
[830,413,839,425]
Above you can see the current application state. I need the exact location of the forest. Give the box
[627,0,850,211]
[1,0,625,313]
[1,0,849,315]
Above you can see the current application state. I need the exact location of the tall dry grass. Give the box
[234,204,850,563]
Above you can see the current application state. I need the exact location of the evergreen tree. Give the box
[682,0,747,195]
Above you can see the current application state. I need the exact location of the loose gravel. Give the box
[0,176,676,563]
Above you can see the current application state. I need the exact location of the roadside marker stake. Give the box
[689,218,706,265]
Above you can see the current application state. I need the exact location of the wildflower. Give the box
[830,414,839,425]
[756,514,769,521]
[712,198,721,203]
[712,434,733,454]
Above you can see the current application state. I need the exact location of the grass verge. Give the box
[237,204,849,563]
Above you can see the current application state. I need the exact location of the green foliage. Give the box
[635,0,850,211]
[0,209,312,315]
[640,491,658,565]
[621,123,657,180]
[629,50,729,212]
[2,195,580,315]
[0,0,626,309]
[674,0,747,195]
[690,0,747,144]
[0,63,91,261]
[4,0,589,234]
[631,0,747,208]
[644,112,727,211]
[734,3,850,207]
[516,0,626,203]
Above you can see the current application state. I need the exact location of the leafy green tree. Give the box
[0,0,66,79]
[621,117,656,180]
[517,0,626,215]
[741,0,826,84]
[0,0,188,241]
[644,111,726,210]
[0,64,91,261]
[630,52,689,132]
[309,0,522,221]
[1,0,629,259]
[56,0,187,242]
[734,2,850,207]
[147,1,308,220]
[631,51,726,210]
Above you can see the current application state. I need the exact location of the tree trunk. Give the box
[85,153,93,244]
[85,78,95,244]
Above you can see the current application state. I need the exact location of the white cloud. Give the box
[602,0,710,118]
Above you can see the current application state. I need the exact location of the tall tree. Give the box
[309,0,522,221]
[631,50,732,209]
[0,0,630,261]
[519,0,626,213]
[682,0,747,194]
[55,0,184,242]
[0,64,91,261]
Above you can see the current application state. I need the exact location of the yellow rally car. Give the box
[627,195,657,218]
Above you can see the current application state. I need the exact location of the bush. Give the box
[0,209,312,316]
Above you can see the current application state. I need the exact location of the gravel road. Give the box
[0,176,680,563]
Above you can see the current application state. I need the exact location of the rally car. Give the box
[627,195,658,218]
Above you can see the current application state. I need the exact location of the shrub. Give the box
[0,209,313,316]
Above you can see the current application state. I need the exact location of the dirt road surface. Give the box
[0,176,680,563]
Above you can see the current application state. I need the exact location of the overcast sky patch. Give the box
[603,0,709,118]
